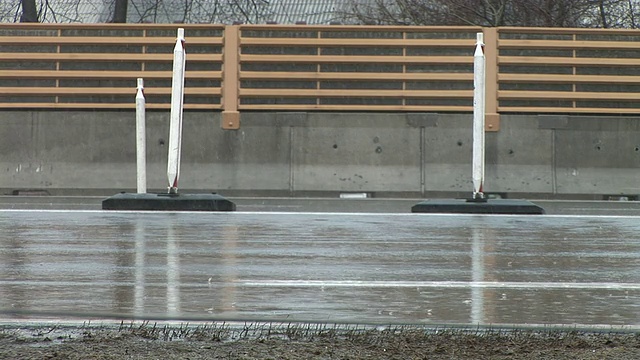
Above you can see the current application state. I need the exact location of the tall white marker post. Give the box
[472,32,486,200]
[103,31,235,211]
[135,78,147,194]
[411,34,544,213]
[167,28,186,194]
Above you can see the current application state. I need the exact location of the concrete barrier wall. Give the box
[1,110,639,198]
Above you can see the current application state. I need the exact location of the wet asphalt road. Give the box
[0,196,639,327]
[2,195,640,215]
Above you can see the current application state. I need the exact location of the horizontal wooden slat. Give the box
[0,23,225,30]
[240,71,472,81]
[241,24,481,32]
[499,56,640,66]
[499,39,640,50]
[0,36,222,45]
[0,103,221,109]
[240,89,472,98]
[499,73,640,84]
[0,53,222,62]
[0,70,221,79]
[240,37,474,47]
[499,90,639,101]
[240,104,472,111]
[499,106,640,114]
[240,54,472,64]
[498,26,640,35]
[0,87,221,95]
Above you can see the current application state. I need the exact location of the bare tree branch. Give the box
[2,0,638,28]
[341,0,640,28]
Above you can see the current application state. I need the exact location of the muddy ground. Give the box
[1,322,640,359]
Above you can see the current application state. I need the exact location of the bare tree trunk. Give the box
[628,0,638,28]
[112,0,128,23]
[20,0,38,22]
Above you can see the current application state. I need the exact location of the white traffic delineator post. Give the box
[135,78,147,194]
[167,28,186,194]
[102,29,235,211]
[410,32,544,214]
[472,32,485,200]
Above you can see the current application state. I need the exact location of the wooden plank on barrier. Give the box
[0,36,223,45]
[499,39,640,50]
[0,87,221,95]
[0,53,222,62]
[239,24,481,32]
[239,89,472,98]
[499,90,640,101]
[239,54,472,64]
[240,38,474,47]
[239,104,472,111]
[499,56,640,66]
[499,106,640,114]
[0,103,221,110]
[499,73,640,84]
[0,70,222,79]
[240,71,472,81]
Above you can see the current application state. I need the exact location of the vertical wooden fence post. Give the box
[222,25,240,130]
[483,27,500,132]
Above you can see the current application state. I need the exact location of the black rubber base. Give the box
[411,199,545,214]
[102,193,236,211]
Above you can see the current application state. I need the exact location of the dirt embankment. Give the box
[1,323,640,359]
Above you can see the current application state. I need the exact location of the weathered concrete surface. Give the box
[1,110,639,198]
[422,114,473,193]
[489,115,554,194]
[554,116,640,195]
[293,113,421,193]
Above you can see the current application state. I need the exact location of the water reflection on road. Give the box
[1,210,639,326]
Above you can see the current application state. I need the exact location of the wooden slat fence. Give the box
[235,25,478,111]
[0,24,223,110]
[497,27,640,115]
[2,24,640,130]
